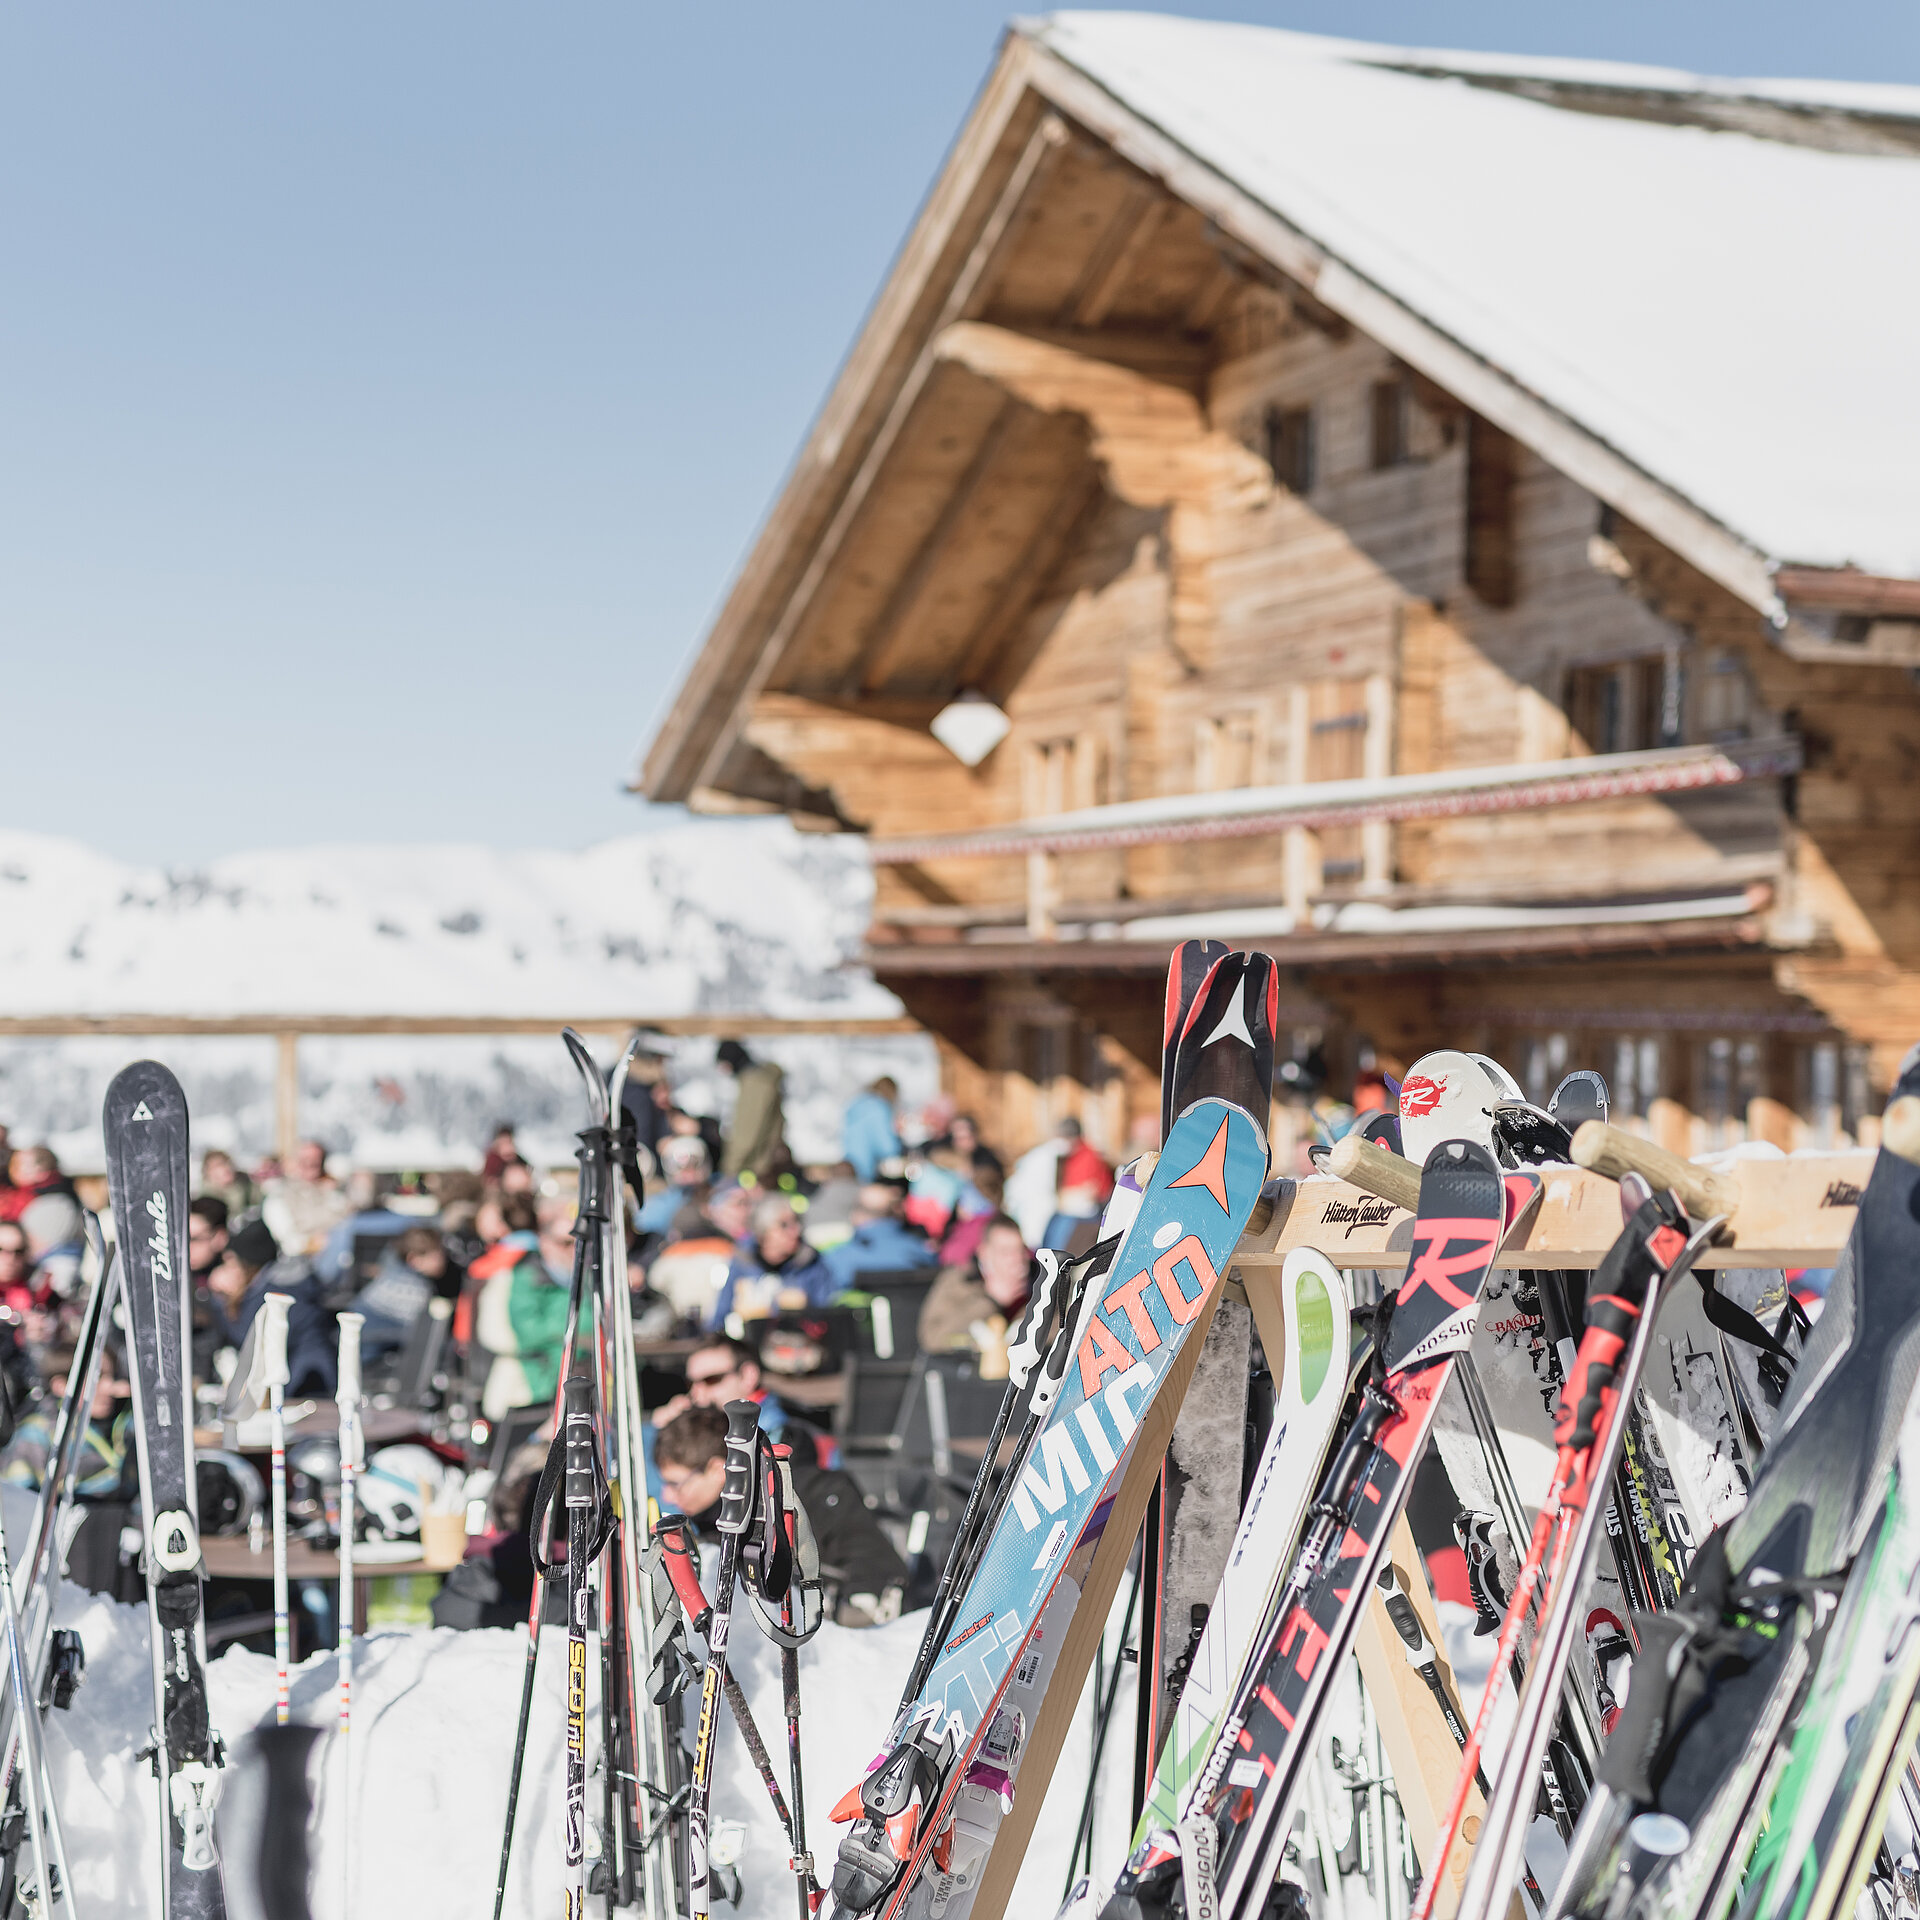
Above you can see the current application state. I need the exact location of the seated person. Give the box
[709,1197,835,1328]
[654,1404,906,1627]
[351,1224,459,1359]
[471,1200,572,1421]
[646,1180,753,1330]
[649,1330,837,1469]
[820,1184,934,1291]
[206,1220,338,1396]
[917,1214,1034,1353]
[635,1133,713,1241]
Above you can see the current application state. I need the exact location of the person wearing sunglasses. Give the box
[644,1330,839,1504]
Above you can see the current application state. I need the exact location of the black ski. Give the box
[104,1061,227,1920]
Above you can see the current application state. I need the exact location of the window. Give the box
[1022,734,1104,815]
[1306,678,1369,877]
[1522,1033,1570,1106]
[1698,1036,1764,1148]
[1195,710,1264,792]
[1565,655,1674,756]
[1369,378,1410,470]
[1611,1036,1663,1121]
[1263,404,1315,495]
[1465,415,1517,607]
[1696,649,1753,742]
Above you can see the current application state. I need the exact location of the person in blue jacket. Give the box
[822,1184,935,1290]
[842,1078,903,1183]
[709,1195,837,1327]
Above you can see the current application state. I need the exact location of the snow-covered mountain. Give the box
[0,821,935,1169]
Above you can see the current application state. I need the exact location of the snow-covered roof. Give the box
[1027,13,1920,580]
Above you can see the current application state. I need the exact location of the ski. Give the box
[1137,936,1241,1814]
[1133,1245,1353,1843]
[690,1401,762,1920]
[1439,1177,1715,1920]
[826,950,1277,1920]
[1547,1066,1920,1920]
[104,1060,227,1920]
[1106,1137,1538,1920]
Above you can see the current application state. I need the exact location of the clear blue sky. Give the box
[3,4,1914,865]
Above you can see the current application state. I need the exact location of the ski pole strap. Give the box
[718,1400,762,1535]
[1691,1271,1797,1383]
[648,1518,713,1631]
[573,1123,611,1230]
[1559,1193,1685,1446]
[529,1377,615,1575]
[610,1117,643,1198]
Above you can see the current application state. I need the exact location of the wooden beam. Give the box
[942,465,1104,701]
[0,1014,923,1039]
[753,692,945,734]
[687,112,1072,797]
[1775,567,1920,617]
[1059,183,1162,326]
[1238,1154,1872,1272]
[276,1032,301,1164]
[835,399,1023,696]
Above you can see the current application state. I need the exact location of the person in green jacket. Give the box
[473,1202,575,1420]
[716,1038,788,1183]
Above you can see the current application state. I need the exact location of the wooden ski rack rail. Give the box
[1231,1130,1876,1275]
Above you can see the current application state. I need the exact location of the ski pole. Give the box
[1412,1204,1667,1920]
[562,1373,598,1920]
[690,1401,761,1920]
[489,1167,602,1920]
[259,1293,294,1728]
[335,1312,363,1918]
[0,1405,65,1919]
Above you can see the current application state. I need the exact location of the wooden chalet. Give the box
[638,16,1920,1167]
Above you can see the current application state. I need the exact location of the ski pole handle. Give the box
[718,1400,761,1535]
[1327,1134,1421,1214]
[563,1375,596,1512]
[1377,1565,1435,1664]
[1007,1250,1064,1391]
[261,1291,293,1392]
[1570,1120,1733,1222]
[336,1312,363,1410]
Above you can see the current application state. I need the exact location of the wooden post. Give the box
[1362,669,1395,891]
[1026,849,1058,940]
[276,1032,300,1166]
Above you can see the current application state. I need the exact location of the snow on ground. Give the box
[44,1577,1140,1919]
[0,818,937,1168]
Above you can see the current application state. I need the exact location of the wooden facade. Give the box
[641,27,1920,1169]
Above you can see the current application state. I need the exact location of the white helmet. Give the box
[361,1443,454,1541]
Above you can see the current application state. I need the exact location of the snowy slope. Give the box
[0,820,890,1020]
[0,821,935,1168]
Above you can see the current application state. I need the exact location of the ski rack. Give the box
[1232,1137,1873,1278]
[928,1132,1870,1920]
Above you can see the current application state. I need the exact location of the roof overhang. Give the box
[639,24,1904,810]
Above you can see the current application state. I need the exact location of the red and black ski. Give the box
[1106,1139,1538,1919]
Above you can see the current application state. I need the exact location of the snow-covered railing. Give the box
[867,735,1801,865]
